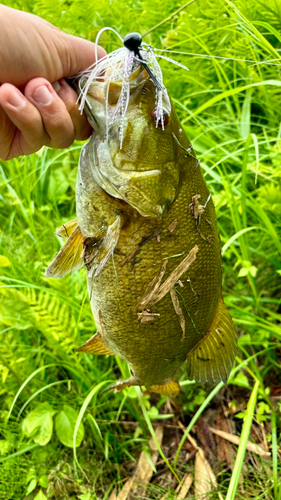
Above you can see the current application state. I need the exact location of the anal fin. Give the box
[45,225,84,278]
[147,379,180,397]
[186,298,237,384]
[76,332,115,355]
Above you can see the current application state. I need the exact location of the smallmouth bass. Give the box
[46,36,237,397]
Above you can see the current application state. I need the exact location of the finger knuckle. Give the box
[60,136,75,149]
[50,134,74,150]
[75,128,91,141]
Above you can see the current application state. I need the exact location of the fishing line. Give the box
[140,0,281,68]
[150,48,281,67]
[142,0,198,37]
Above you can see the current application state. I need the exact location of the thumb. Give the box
[58,33,107,78]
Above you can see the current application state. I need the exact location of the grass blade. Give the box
[225,380,260,500]
[137,388,180,482]
[73,380,111,470]
[0,444,39,463]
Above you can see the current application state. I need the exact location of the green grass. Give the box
[1,0,281,498]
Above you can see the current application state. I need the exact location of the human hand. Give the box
[0,6,106,160]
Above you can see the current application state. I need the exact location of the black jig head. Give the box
[123,32,163,92]
[123,32,142,55]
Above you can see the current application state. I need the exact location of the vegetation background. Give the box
[0,0,281,498]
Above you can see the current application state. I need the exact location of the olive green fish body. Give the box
[76,124,232,390]
[47,68,237,396]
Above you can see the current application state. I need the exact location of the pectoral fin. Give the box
[45,225,84,278]
[85,215,122,278]
[76,332,115,355]
[186,299,237,384]
[56,219,78,239]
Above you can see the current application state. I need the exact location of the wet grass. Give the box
[0,0,281,498]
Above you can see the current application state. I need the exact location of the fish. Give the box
[46,32,237,397]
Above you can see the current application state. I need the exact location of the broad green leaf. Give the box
[238,334,251,345]
[0,440,10,456]
[78,494,92,500]
[147,406,159,419]
[238,267,249,277]
[249,266,258,277]
[39,475,49,488]
[126,386,138,399]
[134,426,143,439]
[25,466,37,484]
[0,256,10,267]
[256,402,271,424]
[238,261,258,278]
[228,372,251,390]
[235,412,245,419]
[34,489,47,500]
[25,478,37,496]
[55,405,84,448]
[22,402,56,446]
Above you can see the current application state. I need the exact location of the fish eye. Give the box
[152,109,170,128]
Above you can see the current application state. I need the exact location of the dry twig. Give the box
[209,427,271,458]
[117,425,164,500]
[175,473,193,499]
[137,245,198,310]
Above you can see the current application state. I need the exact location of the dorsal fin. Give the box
[186,298,237,384]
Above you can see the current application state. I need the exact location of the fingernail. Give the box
[33,85,53,105]
[8,91,25,108]
[52,81,61,93]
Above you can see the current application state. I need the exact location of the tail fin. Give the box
[186,298,237,384]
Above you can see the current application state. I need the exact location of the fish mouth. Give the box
[80,64,150,138]
[77,43,172,146]
[87,65,149,105]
